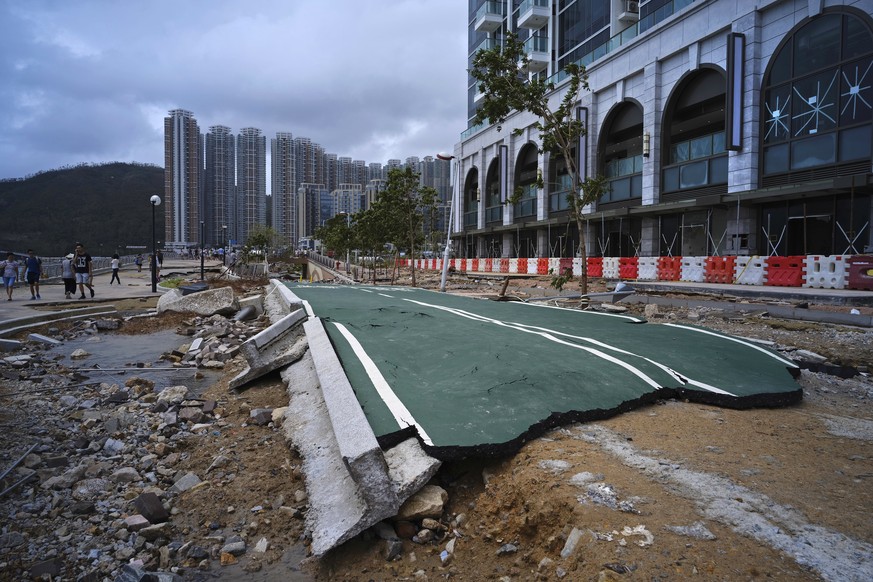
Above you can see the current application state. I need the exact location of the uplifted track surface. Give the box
[286,284,801,458]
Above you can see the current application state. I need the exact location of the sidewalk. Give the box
[0,258,223,322]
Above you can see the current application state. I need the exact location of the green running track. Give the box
[286,283,801,457]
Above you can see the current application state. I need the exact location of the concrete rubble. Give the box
[0,280,448,579]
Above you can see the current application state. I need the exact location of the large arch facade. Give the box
[454,0,873,260]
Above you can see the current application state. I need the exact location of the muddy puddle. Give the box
[46,329,222,396]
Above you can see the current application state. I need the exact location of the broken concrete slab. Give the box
[157,287,239,317]
[0,338,23,352]
[281,350,375,556]
[229,309,308,390]
[304,317,399,517]
[385,438,442,501]
[27,333,62,346]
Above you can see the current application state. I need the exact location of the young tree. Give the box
[376,167,438,287]
[471,32,606,294]
[314,214,355,267]
[245,225,278,257]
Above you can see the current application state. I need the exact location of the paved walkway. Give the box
[0,258,223,322]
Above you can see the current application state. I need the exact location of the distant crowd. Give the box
[1,245,237,302]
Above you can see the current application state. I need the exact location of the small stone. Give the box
[497,543,518,555]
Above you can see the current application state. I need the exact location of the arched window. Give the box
[761,11,873,182]
[513,144,539,220]
[600,102,644,206]
[463,168,479,229]
[484,158,502,224]
[662,68,728,197]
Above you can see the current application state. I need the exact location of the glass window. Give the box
[630,174,643,198]
[768,42,792,86]
[840,58,873,125]
[764,85,792,143]
[670,142,689,164]
[609,177,630,201]
[605,159,617,178]
[791,70,839,137]
[839,125,872,161]
[679,161,708,189]
[710,156,728,184]
[712,132,726,154]
[791,133,836,169]
[764,144,790,174]
[663,167,679,192]
[793,14,841,77]
[690,135,713,159]
[618,157,634,176]
[844,15,871,60]
[633,154,643,173]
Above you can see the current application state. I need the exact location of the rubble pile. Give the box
[0,311,294,581]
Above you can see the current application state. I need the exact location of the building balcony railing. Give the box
[518,0,549,30]
[521,35,549,73]
[475,1,503,33]
[547,0,697,87]
[514,197,537,219]
[485,205,503,224]
[463,209,479,229]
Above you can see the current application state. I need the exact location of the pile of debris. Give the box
[0,300,286,580]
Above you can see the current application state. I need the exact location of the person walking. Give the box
[24,249,42,299]
[73,243,94,299]
[109,254,121,285]
[1,252,20,301]
[61,252,76,299]
[135,254,143,272]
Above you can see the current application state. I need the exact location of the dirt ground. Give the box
[97,268,870,581]
[16,269,868,581]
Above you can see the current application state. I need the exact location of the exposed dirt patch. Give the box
[4,268,871,581]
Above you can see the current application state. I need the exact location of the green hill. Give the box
[0,162,166,257]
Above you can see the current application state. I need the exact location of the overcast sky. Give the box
[0,0,469,181]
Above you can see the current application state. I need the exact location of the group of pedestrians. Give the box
[0,243,101,301]
[1,249,44,301]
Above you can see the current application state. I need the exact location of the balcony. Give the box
[619,1,640,24]
[463,210,479,229]
[485,205,503,224]
[518,0,549,30]
[475,1,503,33]
[520,35,549,73]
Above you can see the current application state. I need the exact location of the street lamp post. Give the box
[149,195,161,293]
[199,220,205,281]
[437,152,457,292]
[339,212,351,274]
[221,225,227,265]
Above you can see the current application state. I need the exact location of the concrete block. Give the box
[27,333,62,346]
[157,287,239,317]
[385,438,441,502]
[229,311,308,390]
[0,338,22,352]
[304,317,399,515]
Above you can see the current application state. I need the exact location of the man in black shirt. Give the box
[73,243,95,299]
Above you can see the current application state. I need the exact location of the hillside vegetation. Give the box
[0,162,165,256]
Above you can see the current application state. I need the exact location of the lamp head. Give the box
[149,195,162,206]
[436,152,454,161]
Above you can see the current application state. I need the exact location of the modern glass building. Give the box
[236,127,267,246]
[163,109,202,249]
[205,125,235,247]
[455,0,872,259]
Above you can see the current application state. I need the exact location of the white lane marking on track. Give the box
[359,288,374,293]
[404,298,739,396]
[378,293,394,298]
[332,322,434,446]
[517,300,645,322]
[663,323,799,368]
[402,298,664,389]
